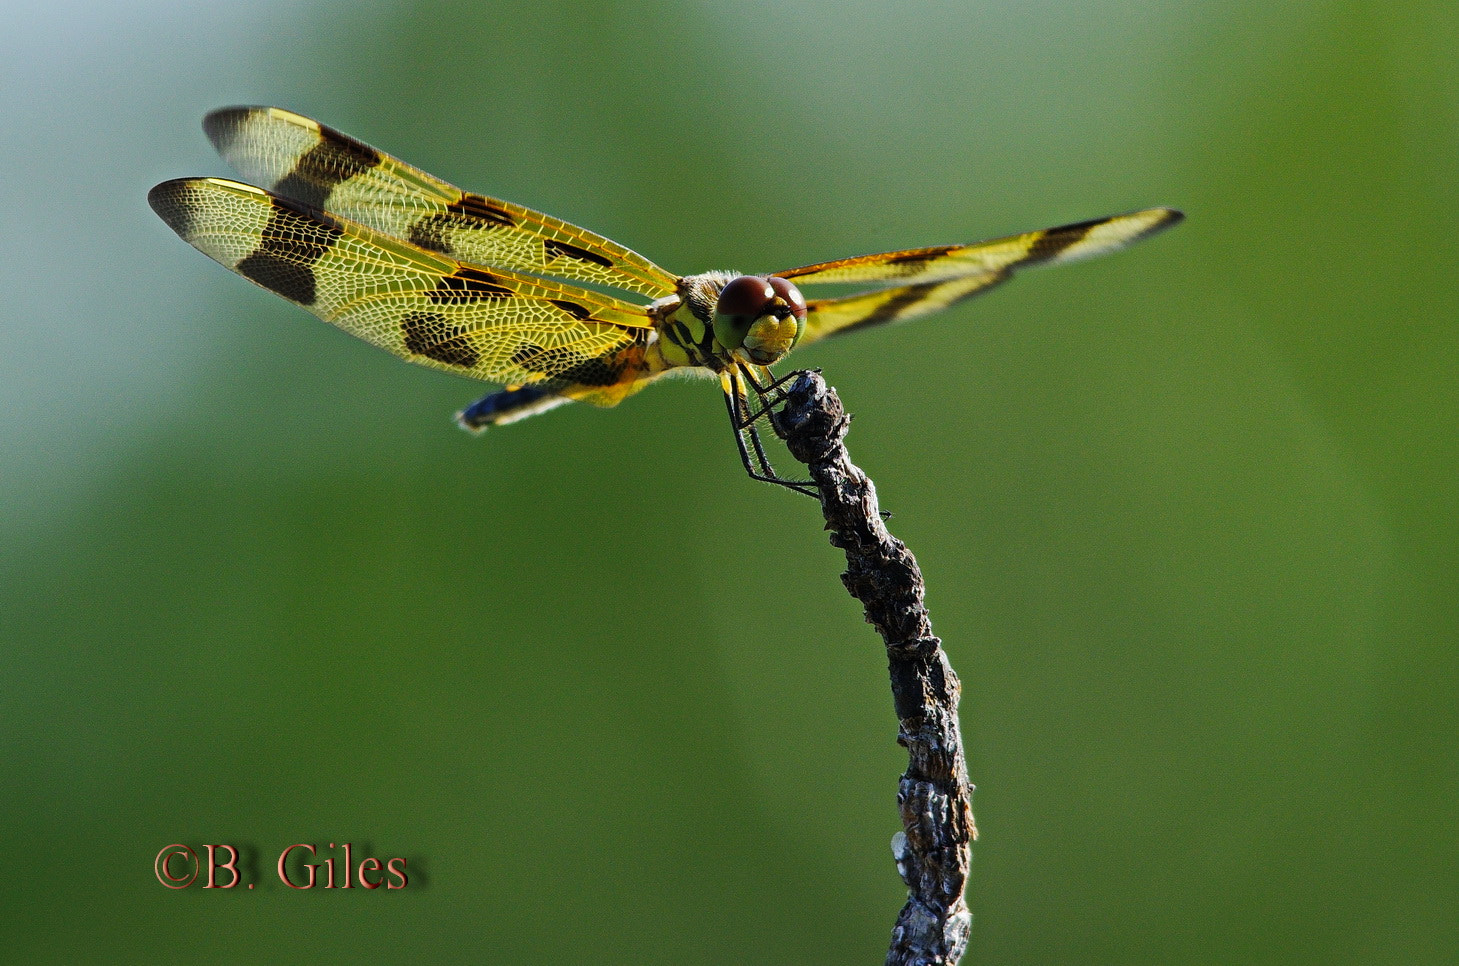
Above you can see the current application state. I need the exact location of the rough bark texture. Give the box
[774,371,976,966]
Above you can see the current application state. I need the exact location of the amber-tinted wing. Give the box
[778,207,1180,288]
[202,106,680,298]
[148,177,656,396]
[797,273,1012,346]
[783,208,1182,345]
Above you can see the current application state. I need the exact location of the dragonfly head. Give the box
[713,274,807,366]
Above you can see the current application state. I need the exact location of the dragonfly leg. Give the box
[740,366,889,517]
[736,365,814,429]
[722,370,818,498]
[735,371,783,473]
[745,365,816,399]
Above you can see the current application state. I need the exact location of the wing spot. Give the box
[428,267,515,304]
[450,194,517,228]
[837,284,940,334]
[407,216,454,254]
[271,128,383,210]
[545,238,615,270]
[557,353,624,387]
[401,311,480,368]
[509,342,624,387]
[886,245,957,266]
[234,199,344,305]
[408,195,518,254]
[1023,218,1104,266]
[509,342,548,369]
[548,299,592,320]
[237,253,318,305]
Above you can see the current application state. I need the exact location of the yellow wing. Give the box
[783,208,1183,344]
[202,106,680,299]
[777,208,1181,287]
[797,273,1010,346]
[148,177,656,400]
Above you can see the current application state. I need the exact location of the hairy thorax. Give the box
[649,271,742,372]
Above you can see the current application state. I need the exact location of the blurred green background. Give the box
[4,0,1455,963]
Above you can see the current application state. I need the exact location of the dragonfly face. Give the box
[149,106,1182,496]
[712,274,808,367]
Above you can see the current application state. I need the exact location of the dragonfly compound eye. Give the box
[713,275,776,349]
[715,275,774,319]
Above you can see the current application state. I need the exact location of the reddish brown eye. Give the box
[715,275,775,319]
[767,276,808,321]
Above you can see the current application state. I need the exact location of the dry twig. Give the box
[773,371,976,966]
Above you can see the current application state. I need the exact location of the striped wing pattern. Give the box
[152,106,1186,441]
[203,106,680,299]
[799,273,1012,345]
[785,207,1183,345]
[148,177,655,396]
[778,208,1181,287]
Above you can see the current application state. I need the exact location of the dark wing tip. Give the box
[147,178,199,238]
[202,106,251,154]
[1122,207,1184,248]
[1150,207,1186,233]
[202,106,276,155]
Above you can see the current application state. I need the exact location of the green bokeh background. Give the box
[4,1,1455,963]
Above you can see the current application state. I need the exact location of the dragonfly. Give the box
[149,107,1182,496]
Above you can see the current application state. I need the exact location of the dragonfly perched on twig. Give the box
[150,107,1181,496]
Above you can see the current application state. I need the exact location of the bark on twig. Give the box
[773,371,976,966]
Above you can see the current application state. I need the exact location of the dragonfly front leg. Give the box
[734,365,814,428]
[745,364,814,401]
[721,369,818,498]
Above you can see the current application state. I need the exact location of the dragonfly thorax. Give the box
[657,271,807,371]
